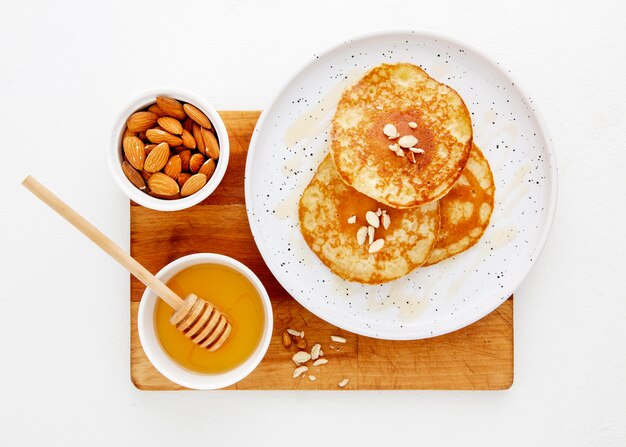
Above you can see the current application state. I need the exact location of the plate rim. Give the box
[244,29,558,340]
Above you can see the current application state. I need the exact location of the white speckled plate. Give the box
[245,30,557,340]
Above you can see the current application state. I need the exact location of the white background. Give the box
[1,0,624,445]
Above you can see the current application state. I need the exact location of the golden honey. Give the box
[155,263,265,374]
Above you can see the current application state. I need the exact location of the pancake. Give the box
[299,155,440,284]
[331,63,472,208]
[424,144,495,266]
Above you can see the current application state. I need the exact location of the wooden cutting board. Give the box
[130,111,513,390]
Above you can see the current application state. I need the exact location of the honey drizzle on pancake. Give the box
[425,145,495,266]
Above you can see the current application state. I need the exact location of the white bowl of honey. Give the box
[137,253,273,389]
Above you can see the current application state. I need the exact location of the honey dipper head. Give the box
[169,294,232,351]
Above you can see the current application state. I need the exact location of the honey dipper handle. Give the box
[22,176,184,310]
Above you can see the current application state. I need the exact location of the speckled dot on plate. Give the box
[244,30,557,340]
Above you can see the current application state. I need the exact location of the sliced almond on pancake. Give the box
[356,226,367,245]
[382,213,391,230]
[365,211,379,228]
[398,135,418,148]
[369,239,385,253]
[383,124,399,139]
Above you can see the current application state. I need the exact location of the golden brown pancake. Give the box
[299,155,440,284]
[331,63,472,208]
[424,144,495,266]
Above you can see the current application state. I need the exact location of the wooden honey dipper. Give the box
[22,176,232,351]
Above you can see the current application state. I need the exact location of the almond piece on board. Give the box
[183,103,213,129]
[123,136,145,171]
[156,96,186,120]
[282,331,292,348]
[180,173,207,197]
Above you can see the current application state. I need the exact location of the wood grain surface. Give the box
[130,111,513,390]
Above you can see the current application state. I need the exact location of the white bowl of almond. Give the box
[110,89,229,211]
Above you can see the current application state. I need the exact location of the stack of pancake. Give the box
[299,63,495,284]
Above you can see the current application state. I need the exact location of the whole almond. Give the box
[164,155,182,179]
[198,158,216,178]
[143,142,170,173]
[127,111,158,132]
[148,104,166,116]
[181,129,196,149]
[146,128,183,146]
[157,116,183,135]
[121,161,146,190]
[192,123,205,156]
[179,150,191,171]
[183,103,213,129]
[177,172,191,187]
[183,117,195,133]
[144,144,157,154]
[156,96,186,120]
[189,153,205,173]
[201,128,220,159]
[123,136,145,170]
[148,190,181,200]
[122,127,136,140]
[148,172,179,196]
[180,173,207,197]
